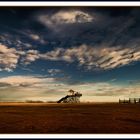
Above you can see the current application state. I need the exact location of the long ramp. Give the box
[57,95,69,103]
[57,90,82,103]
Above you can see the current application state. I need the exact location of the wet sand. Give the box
[0,103,139,134]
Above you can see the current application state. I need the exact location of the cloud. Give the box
[0,75,140,102]
[0,75,65,101]
[21,50,40,65]
[0,75,44,86]
[39,44,140,71]
[29,34,40,41]
[29,33,46,44]
[0,75,56,88]
[0,43,39,71]
[47,69,62,76]
[1,8,140,72]
[37,9,94,28]
[1,42,140,72]
[17,44,140,71]
[0,82,11,88]
[110,79,117,82]
[0,44,24,72]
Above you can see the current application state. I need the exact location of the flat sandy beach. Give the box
[0,103,139,134]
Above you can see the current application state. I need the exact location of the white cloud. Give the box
[39,44,140,70]
[29,34,40,40]
[37,10,94,28]
[47,69,62,76]
[0,44,39,71]
[0,43,39,71]
[1,42,140,72]
[0,44,39,72]
[0,75,57,92]
[0,75,46,86]
[0,44,24,72]
[28,33,46,44]
[0,75,140,102]
[0,75,64,101]
[22,50,40,65]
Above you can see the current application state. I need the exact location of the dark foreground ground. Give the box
[0,103,140,134]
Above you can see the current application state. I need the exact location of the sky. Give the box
[0,7,140,102]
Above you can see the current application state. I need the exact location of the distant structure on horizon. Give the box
[57,89,82,103]
[119,98,140,104]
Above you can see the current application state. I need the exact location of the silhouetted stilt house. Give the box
[57,89,82,103]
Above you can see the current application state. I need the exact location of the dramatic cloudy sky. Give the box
[0,7,140,102]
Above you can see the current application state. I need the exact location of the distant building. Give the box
[119,98,140,104]
[57,89,82,103]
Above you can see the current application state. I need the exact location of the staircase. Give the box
[57,95,69,103]
[57,90,82,103]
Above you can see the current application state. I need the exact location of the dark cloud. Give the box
[0,7,140,102]
[0,82,11,87]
